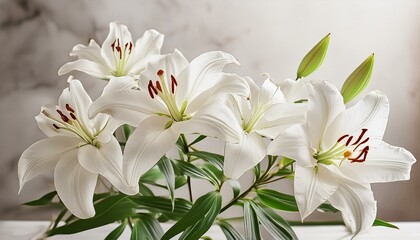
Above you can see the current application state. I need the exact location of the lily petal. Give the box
[187,73,250,114]
[258,79,285,106]
[102,76,137,95]
[124,116,179,192]
[339,141,416,183]
[224,132,267,179]
[58,59,112,79]
[294,165,338,220]
[18,136,80,192]
[324,90,389,149]
[328,174,376,235]
[55,150,98,219]
[89,89,167,127]
[176,51,239,105]
[171,100,242,143]
[125,29,165,74]
[69,40,105,64]
[101,22,133,71]
[307,81,345,150]
[78,135,136,195]
[267,125,313,167]
[59,79,93,129]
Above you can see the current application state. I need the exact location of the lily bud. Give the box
[296,33,330,80]
[341,54,374,104]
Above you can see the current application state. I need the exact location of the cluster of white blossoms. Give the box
[19,22,415,237]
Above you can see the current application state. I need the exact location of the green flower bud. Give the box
[296,33,330,80]
[341,54,375,104]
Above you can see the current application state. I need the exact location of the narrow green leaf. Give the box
[341,53,375,103]
[257,189,298,211]
[105,219,127,240]
[297,33,330,79]
[218,220,244,240]
[317,203,339,213]
[158,156,176,209]
[93,192,111,202]
[123,124,132,140]
[23,191,57,206]
[179,192,222,240]
[243,200,262,240]
[189,135,207,146]
[48,195,136,236]
[52,209,67,229]
[138,183,155,196]
[140,166,164,183]
[131,213,164,240]
[254,163,261,180]
[129,196,192,219]
[373,219,399,229]
[173,159,214,183]
[161,191,220,240]
[251,201,298,240]
[187,151,224,170]
[229,180,241,198]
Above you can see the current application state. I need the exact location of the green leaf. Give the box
[251,201,298,240]
[52,209,67,229]
[123,124,132,140]
[297,33,330,79]
[373,219,399,229]
[48,195,136,236]
[317,203,339,213]
[138,183,155,196]
[158,156,176,209]
[105,219,127,240]
[187,151,224,170]
[243,200,262,240]
[161,191,221,240]
[229,180,241,198]
[341,53,375,103]
[189,135,207,146]
[257,189,298,211]
[23,191,57,206]
[140,166,164,183]
[131,213,164,240]
[179,192,222,240]
[254,163,261,180]
[93,192,111,202]
[130,196,192,219]
[218,220,244,240]
[173,159,215,184]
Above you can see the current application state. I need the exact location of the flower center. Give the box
[315,128,370,165]
[111,38,133,76]
[43,104,101,147]
[147,69,187,122]
[242,102,270,133]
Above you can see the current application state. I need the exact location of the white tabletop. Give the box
[0,221,419,240]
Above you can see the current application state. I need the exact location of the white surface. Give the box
[0,221,419,240]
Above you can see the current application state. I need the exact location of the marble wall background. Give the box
[0,0,419,224]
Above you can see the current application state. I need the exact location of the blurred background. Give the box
[0,0,419,225]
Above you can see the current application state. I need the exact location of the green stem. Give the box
[127,218,134,230]
[180,134,193,202]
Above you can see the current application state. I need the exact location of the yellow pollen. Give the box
[343,150,353,158]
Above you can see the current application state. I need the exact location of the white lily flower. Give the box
[18,78,135,219]
[268,81,416,235]
[58,22,164,79]
[89,50,249,193]
[224,77,307,179]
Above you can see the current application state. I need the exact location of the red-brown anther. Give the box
[115,39,122,59]
[155,81,162,92]
[349,146,369,163]
[157,69,164,76]
[66,104,75,113]
[129,42,133,53]
[148,80,158,99]
[53,124,59,130]
[352,128,368,146]
[56,110,69,123]
[171,75,178,94]
[111,40,116,51]
[70,112,77,120]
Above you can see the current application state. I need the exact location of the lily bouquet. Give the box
[19,22,416,240]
